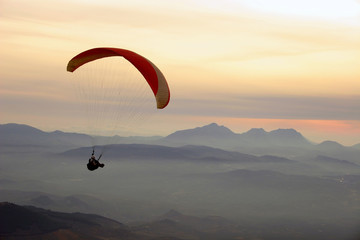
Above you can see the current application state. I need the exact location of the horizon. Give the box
[1,0,360,146]
[2,121,359,147]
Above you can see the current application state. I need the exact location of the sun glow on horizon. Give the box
[1,0,360,145]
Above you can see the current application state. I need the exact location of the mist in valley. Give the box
[1,123,360,239]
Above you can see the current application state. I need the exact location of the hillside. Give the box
[2,122,360,165]
[2,202,358,240]
[162,123,312,149]
[0,202,133,240]
[0,123,92,152]
[61,144,295,164]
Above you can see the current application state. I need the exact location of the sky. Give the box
[1,0,360,145]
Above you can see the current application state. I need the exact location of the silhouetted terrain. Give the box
[163,123,311,149]
[2,123,360,161]
[0,123,92,153]
[0,202,133,240]
[1,202,359,240]
[1,123,360,239]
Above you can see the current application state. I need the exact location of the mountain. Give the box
[314,155,360,167]
[242,127,267,138]
[0,202,68,236]
[317,140,345,150]
[163,123,311,150]
[162,125,319,159]
[268,128,310,145]
[0,123,92,152]
[132,180,360,240]
[352,143,360,149]
[0,202,133,240]
[311,155,360,173]
[132,209,241,240]
[166,123,236,139]
[0,190,117,220]
[60,144,296,164]
[2,122,360,163]
[310,141,360,164]
[2,202,358,240]
[242,128,308,145]
[187,169,360,220]
[159,209,238,232]
[163,123,240,148]
[161,124,360,163]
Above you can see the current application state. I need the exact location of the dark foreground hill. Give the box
[0,203,248,240]
[0,202,133,240]
[1,202,360,240]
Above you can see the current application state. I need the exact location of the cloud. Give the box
[1,0,359,144]
[2,0,359,64]
[170,94,360,121]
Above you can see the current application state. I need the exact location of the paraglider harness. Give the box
[87,148,104,171]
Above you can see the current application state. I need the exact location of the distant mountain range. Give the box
[1,122,360,163]
[60,144,296,165]
[162,122,312,149]
[0,123,92,152]
[1,122,357,148]
[2,123,360,240]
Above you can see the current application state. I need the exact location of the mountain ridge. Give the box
[2,123,360,163]
[0,123,92,152]
[1,122,354,147]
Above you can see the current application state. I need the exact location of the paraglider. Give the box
[87,149,104,171]
[67,47,170,171]
[67,47,170,109]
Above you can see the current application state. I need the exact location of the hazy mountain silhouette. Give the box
[159,123,360,163]
[166,123,236,140]
[2,201,358,240]
[0,123,92,152]
[0,202,133,240]
[0,190,112,218]
[1,123,360,240]
[2,122,360,164]
[60,144,297,165]
[163,123,240,149]
[311,141,360,164]
[268,128,309,145]
[132,209,241,240]
[159,209,238,232]
[0,122,354,151]
[314,155,360,167]
[317,140,345,150]
[163,123,312,149]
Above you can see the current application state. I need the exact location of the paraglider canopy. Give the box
[67,47,170,109]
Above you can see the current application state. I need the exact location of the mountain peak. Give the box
[318,140,344,148]
[270,128,301,135]
[166,123,235,139]
[243,128,267,137]
[206,123,219,127]
[201,123,234,132]
[0,123,45,135]
[270,128,306,140]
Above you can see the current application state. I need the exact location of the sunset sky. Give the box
[1,0,360,145]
